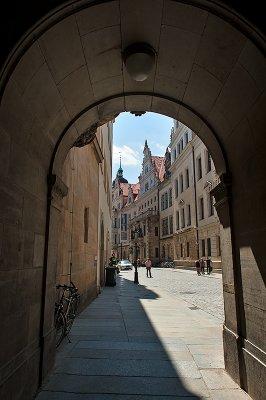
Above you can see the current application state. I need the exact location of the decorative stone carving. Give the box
[47,174,68,211]
[130,111,146,116]
[211,173,231,228]
[47,174,68,199]
[73,123,98,147]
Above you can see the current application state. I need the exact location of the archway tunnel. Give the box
[0,1,265,399]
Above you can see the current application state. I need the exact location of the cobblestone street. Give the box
[36,268,251,400]
[132,267,224,323]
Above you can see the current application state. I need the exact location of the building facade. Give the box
[112,140,164,264]
[112,121,221,269]
[160,120,221,268]
[57,122,113,308]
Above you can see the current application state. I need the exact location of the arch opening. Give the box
[0,1,265,399]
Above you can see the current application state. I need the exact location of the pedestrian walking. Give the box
[195,259,201,276]
[200,258,205,274]
[206,257,213,274]
[145,258,152,278]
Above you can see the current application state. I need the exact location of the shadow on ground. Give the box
[36,270,249,399]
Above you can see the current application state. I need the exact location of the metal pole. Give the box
[192,145,200,259]
[134,232,139,284]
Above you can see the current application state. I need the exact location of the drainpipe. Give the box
[69,154,75,280]
[192,145,199,259]
[157,188,160,263]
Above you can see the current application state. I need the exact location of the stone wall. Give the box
[173,228,198,266]
[57,144,100,308]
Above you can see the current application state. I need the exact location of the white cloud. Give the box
[113,145,141,166]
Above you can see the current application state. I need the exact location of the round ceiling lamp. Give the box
[122,43,156,82]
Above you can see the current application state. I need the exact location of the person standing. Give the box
[109,253,117,266]
[195,259,201,276]
[206,257,213,274]
[200,258,205,274]
[145,258,152,278]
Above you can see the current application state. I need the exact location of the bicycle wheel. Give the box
[65,295,80,334]
[55,309,66,348]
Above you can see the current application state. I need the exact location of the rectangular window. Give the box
[186,242,190,257]
[169,215,173,235]
[115,234,117,244]
[175,179,179,198]
[162,218,169,236]
[199,197,204,220]
[176,211,180,230]
[180,243,183,258]
[185,168,190,188]
[155,247,159,258]
[84,207,89,243]
[197,157,202,180]
[174,148,177,160]
[180,139,184,150]
[169,188,173,207]
[161,194,164,211]
[207,238,211,256]
[187,204,191,226]
[180,174,184,193]
[165,192,169,209]
[206,150,212,173]
[181,208,185,228]
[155,226,159,236]
[201,239,205,257]
[209,193,214,216]
[185,132,189,145]
[143,223,146,236]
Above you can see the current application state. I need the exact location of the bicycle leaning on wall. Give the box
[54,282,80,348]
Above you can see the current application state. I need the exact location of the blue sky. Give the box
[112,112,173,183]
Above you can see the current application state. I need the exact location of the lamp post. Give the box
[133,227,139,284]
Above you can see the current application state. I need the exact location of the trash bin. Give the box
[105,267,116,286]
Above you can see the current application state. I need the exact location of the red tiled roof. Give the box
[130,183,140,195]
[151,156,165,182]
[119,183,129,196]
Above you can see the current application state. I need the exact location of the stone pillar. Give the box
[40,174,68,382]
[211,174,243,386]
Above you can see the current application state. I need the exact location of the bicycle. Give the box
[54,281,80,348]
[160,260,175,268]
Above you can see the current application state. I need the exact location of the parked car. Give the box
[117,259,133,270]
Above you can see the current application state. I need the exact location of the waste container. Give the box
[105,267,116,286]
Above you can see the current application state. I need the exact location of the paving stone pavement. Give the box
[36,269,251,400]
[142,267,224,322]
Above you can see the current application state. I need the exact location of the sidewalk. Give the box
[36,270,251,399]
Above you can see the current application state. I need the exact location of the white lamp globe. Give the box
[123,43,156,82]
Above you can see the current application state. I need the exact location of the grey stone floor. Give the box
[147,268,224,322]
[36,269,251,400]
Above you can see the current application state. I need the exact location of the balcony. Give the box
[129,209,158,225]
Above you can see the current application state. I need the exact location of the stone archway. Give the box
[0,1,265,399]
